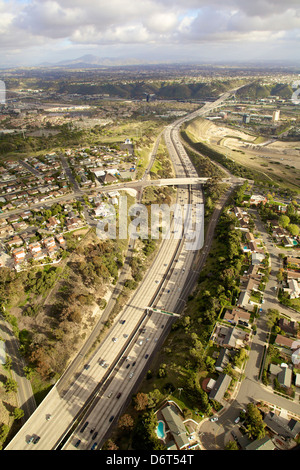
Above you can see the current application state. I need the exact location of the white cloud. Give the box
[0,0,299,65]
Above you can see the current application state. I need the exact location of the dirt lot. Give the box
[185,118,300,190]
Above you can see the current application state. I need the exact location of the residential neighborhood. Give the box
[0,141,138,270]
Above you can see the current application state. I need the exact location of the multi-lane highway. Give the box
[5,90,234,450]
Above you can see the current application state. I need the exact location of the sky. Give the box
[0,0,300,67]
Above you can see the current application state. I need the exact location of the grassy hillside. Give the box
[236,81,293,100]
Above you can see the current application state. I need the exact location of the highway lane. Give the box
[64,310,169,450]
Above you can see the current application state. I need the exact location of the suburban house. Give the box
[6,235,23,248]
[215,348,231,372]
[286,257,300,269]
[282,236,295,248]
[65,216,82,230]
[208,373,232,404]
[275,334,300,351]
[269,364,293,388]
[284,279,300,299]
[234,206,249,227]
[12,247,26,264]
[160,404,190,450]
[251,252,265,265]
[287,270,300,281]
[46,216,60,231]
[278,367,293,388]
[249,195,267,206]
[223,308,251,326]
[264,412,300,440]
[237,291,252,310]
[55,234,66,246]
[28,242,44,259]
[245,435,276,451]
[221,327,249,349]
[278,318,298,336]
[98,171,119,185]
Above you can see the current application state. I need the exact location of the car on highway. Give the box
[132,361,136,366]
[112,337,118,342]
[92,432,98,440]
[109,416,114,422]
[210,417,218,422]
[116,392,122,399]
[235,417,240,424]
[80,421,89,433]
[84,364,90,370]
[145,354,149,359]
[91,442,97,450]
[120,320,126,324]
[129,372,134,378]
[74,439,81,448]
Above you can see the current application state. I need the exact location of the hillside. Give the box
[236,81,293,100]
[55,79,245,100]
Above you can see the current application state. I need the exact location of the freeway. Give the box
[5,90,234,450]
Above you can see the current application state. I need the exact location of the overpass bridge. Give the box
[97,176,249,194]
[138,176,249,187]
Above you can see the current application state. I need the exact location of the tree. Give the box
[225,440,239,450]
[244,403,266,440]
[4,378,18,393]
[266,308,280,329]
[0,424,9,449]
[134,392,149,411]
[102,439,119,450]
[277,269,284,282]
[278,215,290,228]
[3,356,12,371]
[13,407,24,421]
[287,224,299,237]
[118,413,134,430]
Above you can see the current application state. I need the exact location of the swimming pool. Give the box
[156,420,166,439]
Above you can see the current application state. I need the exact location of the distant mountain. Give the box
[39,55,147,68]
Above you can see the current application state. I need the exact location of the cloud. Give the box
[0,0,299,64]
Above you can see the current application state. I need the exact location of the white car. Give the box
[210,417,218,422]
[112,337,118,342]
[235,417,240,424]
